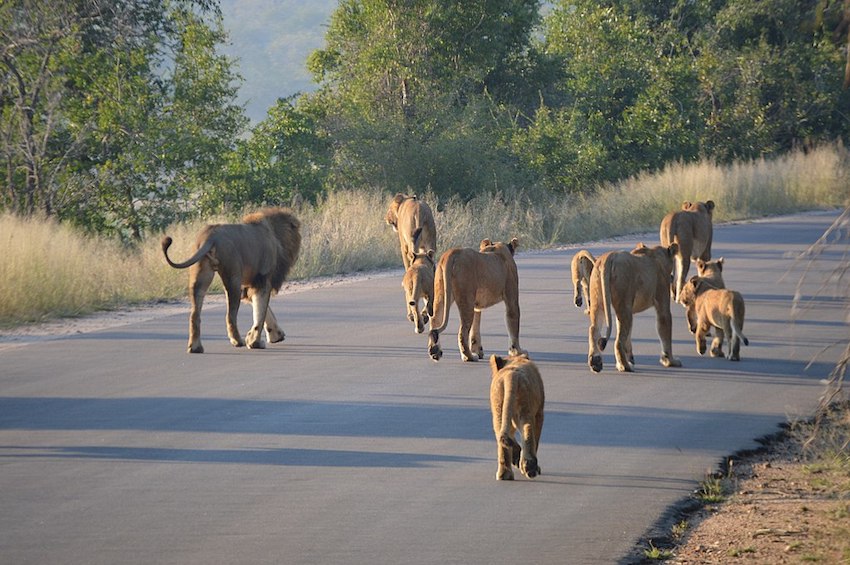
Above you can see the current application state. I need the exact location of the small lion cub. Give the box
[489,353,544,481]
[680,276,749,361]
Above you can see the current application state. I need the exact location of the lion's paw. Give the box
[246,329,266,349]
[589,355,603,373]
[521,458,540,479]
[661,355,682,368]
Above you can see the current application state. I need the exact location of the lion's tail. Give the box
[498,373,516,449]
[598,254,614,350]
[428,251,454,334]
[161,236,214,270]
[731,297,749,347]
[409,269,422,310]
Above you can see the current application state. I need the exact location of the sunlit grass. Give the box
[2,143,848,326]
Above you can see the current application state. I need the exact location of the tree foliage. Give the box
[1,0,244,239]
[2,0,849,236]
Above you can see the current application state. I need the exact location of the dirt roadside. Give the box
[630,403,850,564]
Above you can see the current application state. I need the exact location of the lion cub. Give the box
[402,248,435,334]
[680,276,749,361]
[696,257,725,287]
[489,353,544,481]
[571,249,595,314]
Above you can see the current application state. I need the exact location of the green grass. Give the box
[643,540,673,560]
[695,473,728,504]
[1,143,848,327]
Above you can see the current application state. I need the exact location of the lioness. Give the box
[571,249,595,314]
[427,238,523,362]
[587,243,682,372]
[161,207,301,354]
[489,353,544,481]
[659,200,715,302]
[680,276,749,361]
[385,193,437,270]
[402,247,435,334]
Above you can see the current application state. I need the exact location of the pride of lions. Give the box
[161,194,747,481]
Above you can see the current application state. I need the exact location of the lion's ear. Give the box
[392,193,406,204]
[696,258,705,269]
[705,200,715,212]
[406,251,416,264]
[426,249,435,260]
[716,257,724,270]
[682,201,692,209]
[490,354,506,374]
[668,242,679,256]
[509,237,519,254]
[480,238,492,247]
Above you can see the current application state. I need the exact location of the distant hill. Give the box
[219,0,337,124]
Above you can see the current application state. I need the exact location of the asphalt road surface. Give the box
[1,211,845,565]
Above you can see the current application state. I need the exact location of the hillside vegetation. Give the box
[3,1,849,242]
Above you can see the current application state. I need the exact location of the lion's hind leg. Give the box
[613,314,634,372]
[455,300,477,362]
[497,434,516,480]
[469,310,484,360]
[263,306,285,344]
[710,326,726,358]
[518,418,541,479]
[222,275,247,349]
[188,265,215,354]
[245,286,272,349]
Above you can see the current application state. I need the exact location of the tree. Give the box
[207,95,331,213]
[0,0,246,239]
[693,0,850,160]
[305,0,542,198]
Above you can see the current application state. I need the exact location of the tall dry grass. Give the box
[2,144,848,327]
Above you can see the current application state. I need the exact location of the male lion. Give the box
[571,249,595,314]
[161,207,301,354]
[659,200,715,302]
[680,276,749,361]
[385,193,437,270]
[401,246,435,334]
[587,243,682,373]
[489,353,544,481]
[427,238,523,362]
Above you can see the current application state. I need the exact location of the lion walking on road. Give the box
[161,207,301,354]
[427,238,523,362]
[489,353,544,481]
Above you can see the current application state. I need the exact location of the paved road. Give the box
[0,211,845,565]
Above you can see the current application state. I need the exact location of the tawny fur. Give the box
[571,249,595,314]
[489,353,544,481]
[586,243,682,373]
[161,207,301,354]
[680,276,749,361]
[695,257,725,288]
[402,248,436,334]
[427,238,523,362]
[659,200,715,303]
[385,193,437,270]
